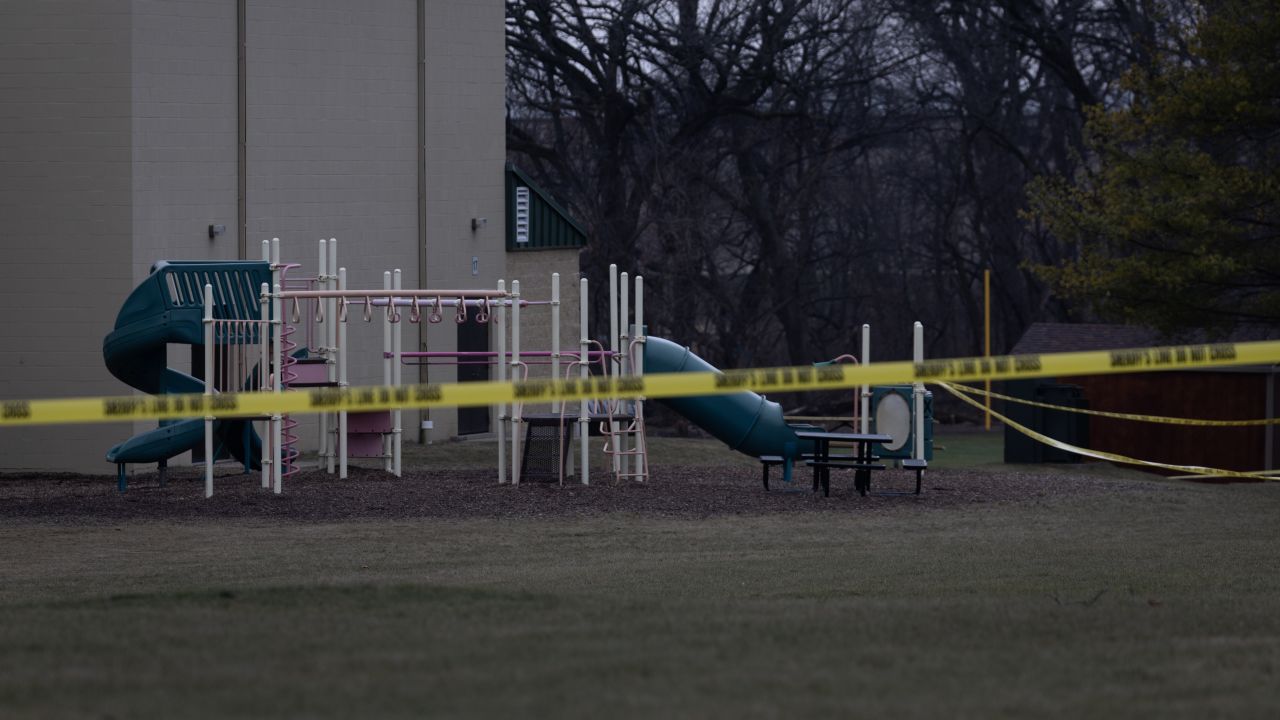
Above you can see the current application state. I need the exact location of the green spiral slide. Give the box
[103,261,271,491]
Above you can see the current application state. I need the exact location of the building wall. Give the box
[419,0,507,439]
[0,0,510,469]
[0,2,136,471]
[131,0,239,277]
[501,250,584,418]
[246,0,419,390]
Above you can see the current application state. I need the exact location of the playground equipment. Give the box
[103,260,272,492]
[105,238,653,495]
[280,254,650,488]
[104,234,925,495]
[642,321,933,487]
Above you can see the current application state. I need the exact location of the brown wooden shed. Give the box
[1007,323,1280,474]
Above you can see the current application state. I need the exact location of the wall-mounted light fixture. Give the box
[208,224,227,240]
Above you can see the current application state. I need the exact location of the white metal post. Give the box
[861,323,871,435]
[551,272,560,414]
[393,268,403,478]
[259,282,271,489]
[619,271,630,479]
[203,284,215,498]
[609,264,618,364]
[579,277,589,486]
[269,239,283,493]
[271,282,283,494]
[260,240,272,479]
[609,264,619,477]
[913,321,925,462]
[496,279,507,484]
[511,279,522,485]
[326,239,338,473]
[317,240,328,470]
[383,271,393,473]
[634,275,645,481]
[338,267,349,479]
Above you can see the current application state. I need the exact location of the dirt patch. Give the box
[0,463,1145,523]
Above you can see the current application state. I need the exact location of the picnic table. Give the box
[793,430,893,497]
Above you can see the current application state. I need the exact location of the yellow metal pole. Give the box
[984,268,991,430]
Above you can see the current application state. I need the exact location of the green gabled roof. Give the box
[505,162,587,251]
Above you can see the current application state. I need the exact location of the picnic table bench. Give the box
[794,430,894,497]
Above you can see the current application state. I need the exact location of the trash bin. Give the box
[1003,381,1089,463]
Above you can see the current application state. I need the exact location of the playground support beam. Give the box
[203,284,215,498]
[551,273,560,414]
[338,267,348,480]
[861,324,871,435]
[326,239,338,473]
[383,271,394,474]
[394,268,403,478]
[270,238,284,494]
[634,274,646,481]
[511,280,522,484]
[259,282,271,490]
[619,271,630,479]
[318,240,329,473]
[913,321,925,463]
[609,264,619,477]
[496,279,507,484]
[579,277,589,486]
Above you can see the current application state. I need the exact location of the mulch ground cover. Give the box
[0,463,1140,523]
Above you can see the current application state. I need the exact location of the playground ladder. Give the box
[602,408,648,482]
[601,338,649,482]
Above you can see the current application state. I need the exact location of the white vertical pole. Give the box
[609,264,619,369]
[579,277,589,486]
[511,279,522,485]
[913,321,925,462]
[272,282,283,494]
[393,268,403,478]
[260,236,272,480]
[318,239,328,471]
[619,272,630,479]
[339,267,348,479]
[861,323,871,435]
[270,240,282,492]
[260,282,271,489]
[551,272,560,414]
[326,239,338,473]
[382,271,393,473]
[608,264,619,477]
[496,279,507,484]
[203,284,215,498]
[634,275,645,481]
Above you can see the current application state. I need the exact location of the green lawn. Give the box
[1,432,1278,718]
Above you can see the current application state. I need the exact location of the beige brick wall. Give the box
[499,250,584,418]
[246,0,420,392]
[131,0,239,277]
[0,0,509,469]
[0,2,136,471]
[418,0,506,439]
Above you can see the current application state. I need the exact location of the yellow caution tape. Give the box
[936,381,1276,481]
[947,382,1280,427]
[1,339,1278,428]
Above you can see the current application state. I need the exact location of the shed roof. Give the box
[1010,322,1280,372]
[1009,323,1159,355]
